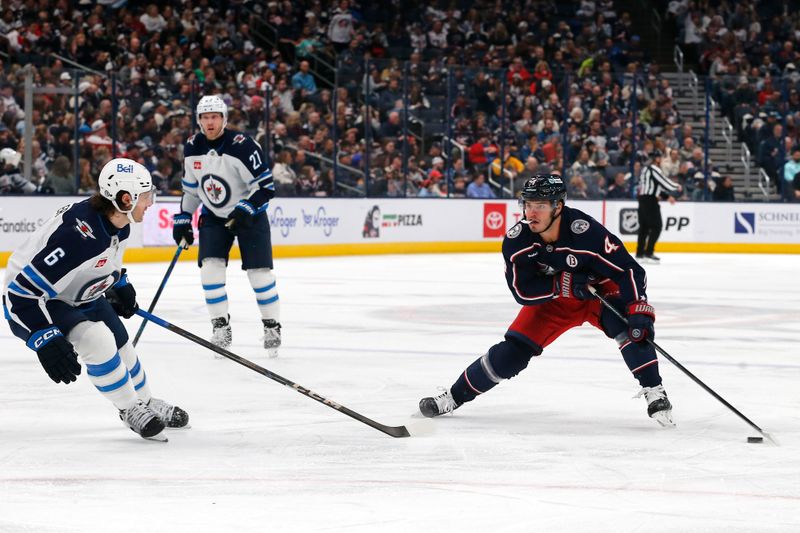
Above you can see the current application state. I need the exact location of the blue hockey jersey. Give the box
[180,129,274,217]
[2,199,127,334]
[502,206,648,306]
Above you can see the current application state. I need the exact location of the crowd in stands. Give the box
[669,0,800,200]
[0,0,770,201]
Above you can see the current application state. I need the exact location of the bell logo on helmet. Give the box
[116,163,134,173]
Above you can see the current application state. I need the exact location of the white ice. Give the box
[1,252,799,532]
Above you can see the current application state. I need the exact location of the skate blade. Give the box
[652,411,676,428]
[144,431,169,442]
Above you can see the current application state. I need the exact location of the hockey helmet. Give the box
[98,157,153,217]
[520,174,567,204]
[0,147,21,167]
[196,94,228,134]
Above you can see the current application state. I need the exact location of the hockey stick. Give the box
[588,286,776,444]
[132,241,185,347]
[134,309,411,438]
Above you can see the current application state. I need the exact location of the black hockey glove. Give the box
[226,200,257,231]
[106,269,139,319]
[172,212,194,246]
[627,301,655,343]
[556,271,594,300]
[27,326,81,384]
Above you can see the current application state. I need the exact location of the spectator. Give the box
[782,147,800,201]
[466,173,496,198]
[292,60,318,95]
[606,172,630,199]
[712,175,736,202]
[0,148,36,194]
[40,155,77,194]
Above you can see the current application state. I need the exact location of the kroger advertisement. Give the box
[2,197,800,257]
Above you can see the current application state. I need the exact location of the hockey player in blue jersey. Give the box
[419,174,674,427]
[2,158,189,441]
[172,95,281,357]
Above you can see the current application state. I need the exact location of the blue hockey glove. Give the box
[172,212,194,246]
[105,269,139,319]
[226,200,257,231]
[557,271,594,300]
[27,326,81,384]
[627,301,655,343]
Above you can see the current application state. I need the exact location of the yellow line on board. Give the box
[1,241,799,268]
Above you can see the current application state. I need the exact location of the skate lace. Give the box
[123,401,156,430]
[433,387,456,413]
[147,398,175,421]
[263,322,281,348]
[634,384,666,403]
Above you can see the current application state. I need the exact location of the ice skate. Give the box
[636,384,674,427]
[419,388,459,418]
[262,319,281,358]
[120,400,167,441]
[148,397,190,428]
[210,315,232,354]
[644,254,661,264]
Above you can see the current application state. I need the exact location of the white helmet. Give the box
[196,94,228,135]
[98,157,153,223]
[0,148,21,168]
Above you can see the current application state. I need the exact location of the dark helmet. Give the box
[520,174,567,203]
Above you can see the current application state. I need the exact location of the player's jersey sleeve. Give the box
[180,134,202,214]
[571,221,648,304]
[230,133,275,211]
[502,224,558,306]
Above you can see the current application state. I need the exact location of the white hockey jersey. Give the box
[2,199,127,334]
[180,129,274,218]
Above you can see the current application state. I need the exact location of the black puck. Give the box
[747,436,764,443]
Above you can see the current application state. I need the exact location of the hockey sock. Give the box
[247,268,280,321]
[451,338,536,405]
[201,258,228,319]
[615,332,662,387]
[68,321,138,410]
[119,342,151,402]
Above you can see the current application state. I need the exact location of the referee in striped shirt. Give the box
[636,149,681,263]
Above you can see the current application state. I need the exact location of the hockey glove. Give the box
[556,271,594,300]
[226,200,257,231]
[172,212,194,246]
[105,269,139,319]
[27,326,81,384]
[627,301,655,343]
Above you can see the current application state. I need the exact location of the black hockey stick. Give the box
[588,286,776,444]
[132,242,186,347]
[135,309,411,438]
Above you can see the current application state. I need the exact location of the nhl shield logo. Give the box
[619,208,639,235]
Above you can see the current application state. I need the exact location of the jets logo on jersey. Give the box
[194,161,202,170]
[200,174,231,207]
[604,235,619,254]
[571,219,590,234]
[232,134,246,144]
[74,219,96,240]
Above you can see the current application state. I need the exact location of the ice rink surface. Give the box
[1,252,799,532]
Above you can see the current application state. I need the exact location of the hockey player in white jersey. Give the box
[2,158,189,441]
[172,95,281,357]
